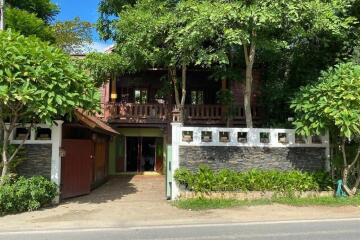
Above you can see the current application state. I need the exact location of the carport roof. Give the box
[74,109,119,136]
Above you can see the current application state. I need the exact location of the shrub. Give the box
[174,166,333,193]
[0,176,58,215]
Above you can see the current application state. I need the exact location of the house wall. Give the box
[169,124,330,200]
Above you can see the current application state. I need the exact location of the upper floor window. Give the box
[134,89,148,104]
[191,90,204,105]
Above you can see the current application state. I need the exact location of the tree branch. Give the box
[8,123,33,163]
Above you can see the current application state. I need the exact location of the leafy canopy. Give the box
[291,62,360,139]
[81,52,128,87]
[53,17,93,54]
[4,7,55,42]
[6,0,59,22]
[0,30,100,125]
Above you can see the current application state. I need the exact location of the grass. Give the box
[173,195,360,210]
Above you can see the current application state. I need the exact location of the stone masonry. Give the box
[17,144,52,178]
[179,146,326,172]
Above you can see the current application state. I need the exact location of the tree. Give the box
[114,0,230,121]
[5,7,54,42]
[81,52,128,87]
[53,17,93,54]
[0,30,100,180]
[97,0,136,40]
[291,62,360,196]
[187,0,355,127]
[6,0,59,23]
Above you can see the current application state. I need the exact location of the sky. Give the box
[53,0,113,52]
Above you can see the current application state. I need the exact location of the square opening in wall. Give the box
[219,132,230,143]
[238,132,248,143]
[278,133,288,144]
[182,131,193,142]
[14,128,30,140]
[295,134,306,144]
[36,128,51,140]
[201,131,212,142]
[260,132,270,144]
[312,135,322,144]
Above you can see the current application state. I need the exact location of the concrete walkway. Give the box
[1,175,360,231]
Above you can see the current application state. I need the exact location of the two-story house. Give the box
[99,68,262,175]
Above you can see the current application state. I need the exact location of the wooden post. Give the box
[110,74,117,102]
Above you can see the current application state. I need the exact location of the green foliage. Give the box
[291,62,360,139]
[0,30,100,125]
[81,52,128,87]
[6,0,59,22]
[53,17,93,54]
[174,166,333,193]
[0,176,58,215]
[97,0,136,40]
[5,7,55,42]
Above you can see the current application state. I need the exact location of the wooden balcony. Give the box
[101,103,259,126]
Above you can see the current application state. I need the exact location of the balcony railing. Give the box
[101,103,259,125]
[102,103,170,124]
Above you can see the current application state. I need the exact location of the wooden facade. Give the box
[100,69,262,127]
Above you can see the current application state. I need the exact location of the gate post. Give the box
[51,120,63,203]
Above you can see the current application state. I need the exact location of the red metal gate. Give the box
[61,139,94,199]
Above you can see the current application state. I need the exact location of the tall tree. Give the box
[97,0,136,40]
[53,17,93,54]
[0,30,99,180]
[5,7,54,41]
[6,0,59,22]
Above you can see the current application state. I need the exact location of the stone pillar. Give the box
[51,120,63,204]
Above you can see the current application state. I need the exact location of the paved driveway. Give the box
[1,175,360,231]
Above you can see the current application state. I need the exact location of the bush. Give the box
[0,176,58,215]
[174,166,333,193]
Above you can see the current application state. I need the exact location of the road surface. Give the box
[0,218,359,240]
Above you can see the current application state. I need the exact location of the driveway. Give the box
[1,175,360,231]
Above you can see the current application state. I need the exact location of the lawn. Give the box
[174,195,360,210]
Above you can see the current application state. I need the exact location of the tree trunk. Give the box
[180,64,187,122]
[0,128,9,184]
[243,41,256,128]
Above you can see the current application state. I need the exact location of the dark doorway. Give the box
[126,137,158,172]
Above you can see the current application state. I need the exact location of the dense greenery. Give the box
[81,52,128,87]
[291,62,360,196]
[0,30,99,179]
[4,0,93,53]
[174,166,333,193]
[4,7,55,42]
[6,0,59,22]
[0,176,57,215]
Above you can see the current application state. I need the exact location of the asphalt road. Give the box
[0,218,360,240]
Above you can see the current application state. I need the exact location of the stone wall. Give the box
[179,146,326,172]
[17,144,52,178]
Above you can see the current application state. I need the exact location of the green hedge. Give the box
[174,166,333,193]
[0,176,58,215]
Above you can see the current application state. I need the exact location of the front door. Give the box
[126,137,159,172]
